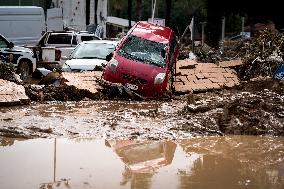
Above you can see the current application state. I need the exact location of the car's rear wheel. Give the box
[17,60,31,81]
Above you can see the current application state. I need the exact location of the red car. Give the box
[102,21,179,98]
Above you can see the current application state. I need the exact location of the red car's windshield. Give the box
[119,35,167,68]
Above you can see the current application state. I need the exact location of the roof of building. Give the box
[0,6,44,15]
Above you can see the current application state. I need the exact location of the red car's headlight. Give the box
[109,58,119,72]
[154,73,166,84]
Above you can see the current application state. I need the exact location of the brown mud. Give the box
[0,77,283,139]
[179,77,284,136]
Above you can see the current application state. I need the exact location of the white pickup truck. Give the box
[0,33,36,80]
[29,31,101,68]
[27,31,101,70]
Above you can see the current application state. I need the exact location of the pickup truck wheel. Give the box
[17,60,30,80]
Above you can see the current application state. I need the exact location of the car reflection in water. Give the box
[106,140,177,188]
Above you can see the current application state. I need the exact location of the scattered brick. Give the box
[223,72,236,78]
[224,80,236,87]
[177,69,195,76]
[186,74,197,81]
[195,73,205,79]
[174,60,240,94]
[61,71,103,95]
[207,82,222,89]
[218,59,243,68]
[208,77,221,83]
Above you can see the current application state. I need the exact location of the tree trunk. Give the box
[136,0,143,21]
[155,0,159,18]
[128,0,132,29]
[165,0,172,26]
[206,0,222,48]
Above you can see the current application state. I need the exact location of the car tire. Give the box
[17,60,31,81]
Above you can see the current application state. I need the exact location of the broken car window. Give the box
[119,35,167,68]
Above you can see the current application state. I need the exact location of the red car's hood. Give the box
[114,53,166,82]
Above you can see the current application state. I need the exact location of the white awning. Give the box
[106,16,136,28]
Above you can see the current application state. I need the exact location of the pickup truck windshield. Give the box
[119,35,166,68]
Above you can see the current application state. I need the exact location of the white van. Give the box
[0,6,46,46]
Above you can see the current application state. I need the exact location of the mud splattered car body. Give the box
[102,21,179,98]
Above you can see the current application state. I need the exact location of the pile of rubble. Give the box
[0,63,22,84]
[236,30,284,80]
[0,63,29,106]
[26,71,104,101]
[180,29,284,81]
[0,79,30,106]
[180,77,284,136]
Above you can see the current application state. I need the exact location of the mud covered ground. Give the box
[179,77,284,136]
[0,77,283,139]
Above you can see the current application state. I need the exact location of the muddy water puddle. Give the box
[0,136,283,189]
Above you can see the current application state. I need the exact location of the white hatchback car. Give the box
[62,40,118,72]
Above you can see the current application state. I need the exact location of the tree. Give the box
[128,0,132,29]
[165,0,172,26]
[136,0,143,21]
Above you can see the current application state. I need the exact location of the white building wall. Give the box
[90,0,95,24]
[97,0,107,38]
[70,1,86,31]
[52,0,107,35]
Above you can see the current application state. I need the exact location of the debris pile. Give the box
[180,30,284,81]
[0,63,22,84]
[180,77,284,136]
[180,44,222,63]
[194,45,221,63]
[0,79,30,105]
[25,71,104,101]
[62,71,103,97]
[25,85,90,101]
[221,38,248,59]
[0,63,30,106]
[236,30,284,80]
